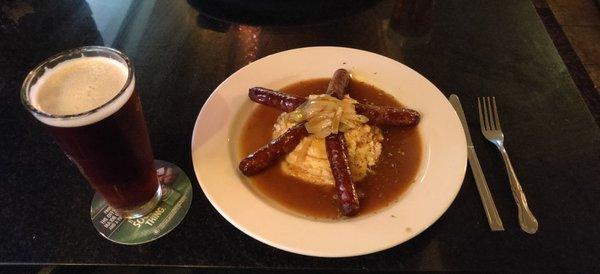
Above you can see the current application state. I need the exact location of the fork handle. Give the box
[498,147,539,234]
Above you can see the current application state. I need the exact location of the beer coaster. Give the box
[90,160,192,245]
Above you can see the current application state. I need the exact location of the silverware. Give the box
[449,95,504,231]
[477,97,538,234]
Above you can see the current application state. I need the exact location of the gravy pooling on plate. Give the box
[239,78,422,219]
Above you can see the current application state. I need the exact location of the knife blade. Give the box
[449,94,504,231]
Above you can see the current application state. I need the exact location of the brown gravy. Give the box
[239,79,422,219]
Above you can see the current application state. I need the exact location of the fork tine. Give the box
[477,98,486,131]
[492,97,501,130]
[482,97,490,130]
[486,97,495,130]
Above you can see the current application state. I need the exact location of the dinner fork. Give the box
[478,97,538,234]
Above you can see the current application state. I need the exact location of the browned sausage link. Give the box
[249,87,305,112]
[354,104,420,127]
[247,69,348,111]
[325,133,360,216]
[326,69,350,99]
[239,123,309,176]
[324,69,359,216]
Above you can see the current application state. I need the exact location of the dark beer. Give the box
[22,47,160,218]
[44,89,158,210]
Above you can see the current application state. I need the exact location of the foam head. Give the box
[23,47,134,128]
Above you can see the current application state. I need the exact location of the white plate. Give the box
[191,47,467,257]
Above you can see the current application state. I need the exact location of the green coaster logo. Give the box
[128,206,166,228]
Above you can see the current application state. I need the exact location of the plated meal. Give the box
[192,46,467,257]
[238,69,422,219]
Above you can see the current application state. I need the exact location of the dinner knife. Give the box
[449,94,504,231]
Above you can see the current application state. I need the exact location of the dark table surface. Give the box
[1,0,600,271]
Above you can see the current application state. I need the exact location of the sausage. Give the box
[248,87,420,127]
[326,69,350,99]
[325,133,360,216]
[239,122,309,176]
[249,87,304,112]
[354,104,420,127]
[323,69,360,216]
[248,68,349,112]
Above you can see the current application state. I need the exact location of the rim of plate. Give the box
[191,46,467,257]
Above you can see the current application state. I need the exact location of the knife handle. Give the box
[468,147,504,231]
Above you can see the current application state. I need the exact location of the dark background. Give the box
[1,0,599,272]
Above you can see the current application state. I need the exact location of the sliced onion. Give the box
[331,106,342,133]
[279,94,368,138]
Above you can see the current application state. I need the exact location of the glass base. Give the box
[90,160,192,245]
[117,183,163,219]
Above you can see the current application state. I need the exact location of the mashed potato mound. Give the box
[273,114,383,186]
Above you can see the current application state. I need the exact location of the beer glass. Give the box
[21,46,161,219]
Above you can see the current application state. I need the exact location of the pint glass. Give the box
[21,46,161,219]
